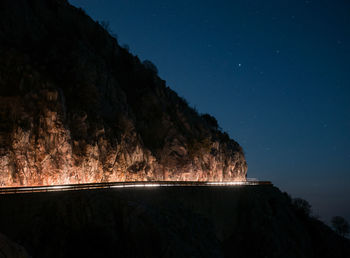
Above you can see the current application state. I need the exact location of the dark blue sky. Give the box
[70,0,350,223]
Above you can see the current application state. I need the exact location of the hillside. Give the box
[0,0,246,187]
[0,186,349,258]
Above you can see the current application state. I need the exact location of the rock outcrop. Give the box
[0,0,247,187]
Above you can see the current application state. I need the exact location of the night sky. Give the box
[69,0,350,223]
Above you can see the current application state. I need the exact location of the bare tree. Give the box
[292,198,311,217]
[331,216,349,237]
[100,20,111,32]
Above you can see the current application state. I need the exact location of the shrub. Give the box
[331,216,349,237]
[201,113,218,129]
[143,60,158,74]
[122,44,130,52]
[77,7,86,16]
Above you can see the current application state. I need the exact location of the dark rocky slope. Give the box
[0,233,29,258]
[0,0,246,187]
[0,186,349,258]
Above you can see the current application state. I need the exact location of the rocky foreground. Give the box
[0,186,349,258]
[0,0,246,187]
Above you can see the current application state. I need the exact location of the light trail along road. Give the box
[0,180,272,194]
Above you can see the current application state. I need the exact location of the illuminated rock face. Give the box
[0,0,247,187]
[0,93,246,186]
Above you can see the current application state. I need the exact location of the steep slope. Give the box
[0,186,349,258]
[0,0,247,187]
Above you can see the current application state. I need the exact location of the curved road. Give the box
[0,180,272,194]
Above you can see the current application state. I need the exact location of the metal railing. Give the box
[0,180,272,194]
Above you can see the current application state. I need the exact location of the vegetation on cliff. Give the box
[0,0,247,186]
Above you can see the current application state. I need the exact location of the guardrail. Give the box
[0,180,272,194]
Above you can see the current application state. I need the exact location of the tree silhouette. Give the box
[331,216,349,237]
[292,198,311,217]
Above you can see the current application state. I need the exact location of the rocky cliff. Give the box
[0,0,247,187]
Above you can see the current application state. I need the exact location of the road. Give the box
[0,180,272,194]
